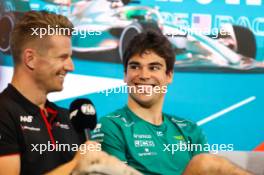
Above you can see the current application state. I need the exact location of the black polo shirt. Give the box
[0,84,81,175]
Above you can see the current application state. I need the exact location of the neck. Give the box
[127,97,164,125]
[11,69,47,109]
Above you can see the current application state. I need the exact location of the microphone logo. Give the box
[81,104,96,115]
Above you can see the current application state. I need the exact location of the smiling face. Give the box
[32,35,74,93]
[124,50,173,108]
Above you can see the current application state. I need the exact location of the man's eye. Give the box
[150,66,160,71]
[59,55,70,60]
[129,65,139,69]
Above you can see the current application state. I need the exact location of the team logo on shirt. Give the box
[91,123,104,141]
[133,134,155,148]
[133,134,152,139]
[134,140,157,157]
[21,125,40,131]
[174,135,184,140]
[54,122,70,129]
[157,131,163,137]
[94,123,102,133]
[134,140,155,147]
[137,147,157,157]
[20,115,33,123]
[170,118,187,127]
[120,117,134,127]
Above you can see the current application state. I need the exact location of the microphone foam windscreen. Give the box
[69,98,97,132]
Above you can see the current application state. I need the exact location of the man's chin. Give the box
[137,100,154,108]
[49,86,64,93]
[131,95,155,108]
[56,86,64,92]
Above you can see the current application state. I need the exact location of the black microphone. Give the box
[69,98,97,142]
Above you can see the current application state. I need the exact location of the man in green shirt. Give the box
[92,106,208,175]
[92,31,252,175]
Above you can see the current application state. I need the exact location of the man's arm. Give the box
[45,155,77,175]
[45,141,96,175]
[0,106,21,175]
[0,142,97,175]
[182,122,252,175]
[188,122,209,156]
[0,154,20,175]
[46,141,142,175]
[91,117,127,162]
[183,154,253,175]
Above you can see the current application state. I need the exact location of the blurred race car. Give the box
[119,22,264,73]
[0,0,163,62]
[68,0,163,61]
[0,0,72,53]
[1,0,264,72]
[67,0,262,69]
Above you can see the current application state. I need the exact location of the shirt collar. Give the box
[4,84,57,115]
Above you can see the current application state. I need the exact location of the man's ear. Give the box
[167,71,174,84]
[124,71,127,83]
[23,48,36,70]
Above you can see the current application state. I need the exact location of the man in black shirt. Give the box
[0,10,143,175]
[0,11,83,175]
[0,9,143,175]
[0,83,83,174]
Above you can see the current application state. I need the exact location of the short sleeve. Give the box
[189,123,209,156]
[0,107,20,155]
[91,117,127,162]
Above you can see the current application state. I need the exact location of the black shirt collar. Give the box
[4,84,57,115]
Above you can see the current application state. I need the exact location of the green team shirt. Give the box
[91,106,208,175]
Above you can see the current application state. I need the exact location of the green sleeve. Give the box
[190,124,208,156]
[91,117,127,162]
[177,119,209,156]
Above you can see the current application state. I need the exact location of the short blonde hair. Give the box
[10,11,73,65]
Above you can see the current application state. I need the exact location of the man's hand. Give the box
[0,154,20,175]
[71,141,142,175]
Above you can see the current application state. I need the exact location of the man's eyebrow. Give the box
[128,61,140,65]
[58,53,71,58]
[149,62,163,66]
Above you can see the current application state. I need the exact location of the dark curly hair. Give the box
[123,30,175,74]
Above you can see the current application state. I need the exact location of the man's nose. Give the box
[64,57,74,72]
[139,67,151,80]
